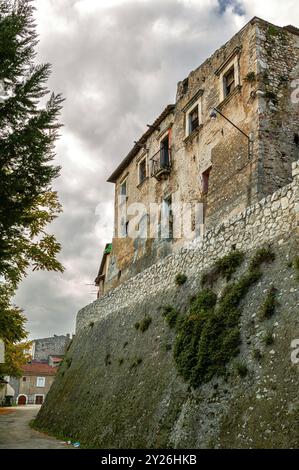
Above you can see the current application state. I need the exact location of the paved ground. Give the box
[0,405,68,449]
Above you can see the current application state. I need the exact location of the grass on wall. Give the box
[201,250,244,286]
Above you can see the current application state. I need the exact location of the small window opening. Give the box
[189,106,199,134]
[224,66,235,97]
[294,133,299,146]
[162,196,173,240]
[139,159,147,184]
[120,180,127,197]
[202,167,212,194]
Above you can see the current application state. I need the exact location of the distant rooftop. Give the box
[22,362,57,376]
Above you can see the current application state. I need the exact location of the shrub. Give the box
[189,289,217,315]
[89,321,94,328]
[259,286,277,320]
[139,315,152,332]
[244,71,256,83]
[162,305,179,328]
[175,273,187,286]
[249,247,275,271]
[201,250,244,286]
[118,358,124,366]
[267,25,280,37]
[264,90,278,104]
[235,361,248,378]
[171,247,275,387]
[263,330,274,346]
[134,322,140,330]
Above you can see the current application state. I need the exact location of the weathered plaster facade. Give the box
[99,17,299,294]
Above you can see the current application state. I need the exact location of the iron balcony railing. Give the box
[150,147,172,179]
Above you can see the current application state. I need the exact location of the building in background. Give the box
[29,334,71,362]
[5,334,71,406]
[13,363,57,405]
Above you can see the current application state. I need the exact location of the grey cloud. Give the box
[15,0,249,338]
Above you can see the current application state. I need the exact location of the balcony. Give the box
[150,147,171,180]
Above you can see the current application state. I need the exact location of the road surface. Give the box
[0,405,68,449]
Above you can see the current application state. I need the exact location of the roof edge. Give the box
[107,104,175,183]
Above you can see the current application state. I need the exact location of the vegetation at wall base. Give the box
[164,248,275,388]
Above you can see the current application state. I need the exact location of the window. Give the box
[120,179,127,198]
[161,196,173,240]
[185,98,202,137]
[22,377,26,382]
[189,106,199,134]
[224,66,235,97]
[217,51,240,102]
[202,167,211,194]
[139,158,147,184]
[160,135,170,167]
[36,377,45,388]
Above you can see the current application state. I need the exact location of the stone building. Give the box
[30,334,71,362]
[96,16,299,296]
[14,362,57,406]
[7,334,71,405]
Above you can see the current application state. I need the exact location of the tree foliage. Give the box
[0,0,64,377]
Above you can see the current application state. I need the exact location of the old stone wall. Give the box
[255,22,299,196]
[78,160,299,332]
[106,18,299,292]
[35,178,299,447]
[106,18,260,289]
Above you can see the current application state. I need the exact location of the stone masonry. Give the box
[101,17,299,294]
[78,159,299,331]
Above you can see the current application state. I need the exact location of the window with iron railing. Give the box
[151,135,171,179]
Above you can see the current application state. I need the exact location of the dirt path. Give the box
[0,405,68,449]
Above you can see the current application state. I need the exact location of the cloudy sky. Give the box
[14,0,299,339]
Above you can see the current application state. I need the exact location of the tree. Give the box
[0,0,64,376]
